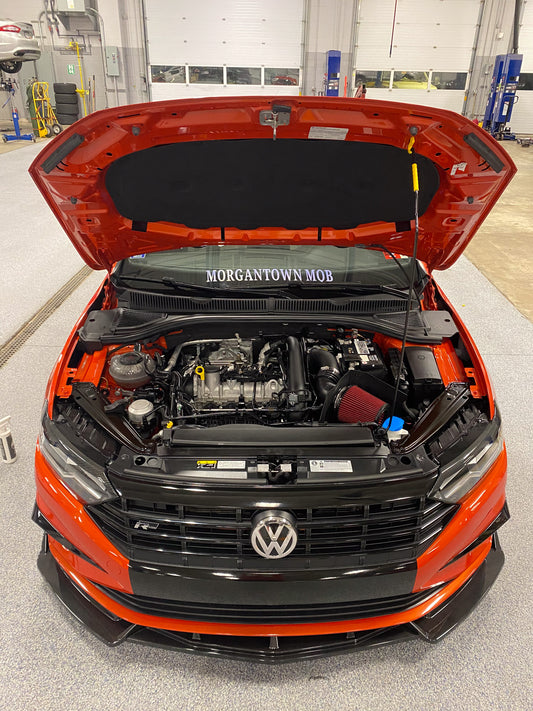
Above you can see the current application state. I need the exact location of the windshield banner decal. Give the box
[205,268,333,283]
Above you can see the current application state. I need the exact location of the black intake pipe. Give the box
[286,336,308,417]
[308,347,340,401]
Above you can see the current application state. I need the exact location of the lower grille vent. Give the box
[93,584,444,625]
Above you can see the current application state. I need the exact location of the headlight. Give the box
[39,420,117,505]
[434,424,504,504]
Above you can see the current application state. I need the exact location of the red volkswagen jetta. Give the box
[30,96,513,662]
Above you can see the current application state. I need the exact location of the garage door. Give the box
[353,0,481,113]
[145,0,304,100]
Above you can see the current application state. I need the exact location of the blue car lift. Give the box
[325,50,341,96]
[482,53,523,140]
[1,83,35,143]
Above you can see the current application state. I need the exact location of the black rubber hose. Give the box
[308,347,340,401]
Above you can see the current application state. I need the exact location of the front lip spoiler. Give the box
[37,534,504,663]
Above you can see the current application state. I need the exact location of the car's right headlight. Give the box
[433,414,504,504]
[39,417,117,505]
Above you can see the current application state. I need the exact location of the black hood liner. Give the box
[105,139,440,230]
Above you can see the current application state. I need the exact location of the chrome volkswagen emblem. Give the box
[250,510,298,559]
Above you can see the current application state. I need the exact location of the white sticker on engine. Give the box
[183,470,248,479]
[308,126,348,140]
[309,460,353,473]
[217,460,247,470]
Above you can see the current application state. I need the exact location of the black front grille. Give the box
[88,496,456,568]
[93,583,444,624]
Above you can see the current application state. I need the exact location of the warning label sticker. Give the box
[216,460,247,470]
[309,460,353,473]
[196,460,247,470]
[197,460,217,469]
[184,469,248,479]
[308,126,348,141]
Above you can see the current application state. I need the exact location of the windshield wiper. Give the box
[112,274,222,295]
[112,274,295,299]
[275,282,417,300]
[113,274,419,303]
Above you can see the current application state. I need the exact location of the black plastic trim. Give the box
[445,503,509,566]
[392,383,471,454]
[32,504,104,570]
[37,536,136,645]
[70,382,153,454]
[78,309,457,353]
[41,133,84,174]
[411,533,504,641]
[168,423,374,447]
[463,133,504,174]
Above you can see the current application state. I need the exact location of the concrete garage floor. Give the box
[0,137,532,710]
[465,141,533,322]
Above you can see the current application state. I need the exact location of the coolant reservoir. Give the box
[127,399,154,426]
[109,351,154,388]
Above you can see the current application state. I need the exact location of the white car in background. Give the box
[0,20,40,73]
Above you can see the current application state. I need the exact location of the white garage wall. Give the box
[145,0,305,100]
[354,0,481,113]
[364,88,467,114]
[510,0,533,134]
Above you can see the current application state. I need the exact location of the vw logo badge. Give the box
[250,510,298,559]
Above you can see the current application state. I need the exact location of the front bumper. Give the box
[34,435,509,661]
[38,533,504,662]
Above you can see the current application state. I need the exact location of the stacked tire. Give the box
[53,83,79,126]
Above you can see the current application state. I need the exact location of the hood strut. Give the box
[386,126,420,431]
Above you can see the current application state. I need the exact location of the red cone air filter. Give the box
[336,385,388,424]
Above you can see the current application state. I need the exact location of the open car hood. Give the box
[30,96,516,272]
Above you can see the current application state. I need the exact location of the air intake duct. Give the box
[286,336,308,420]
[335,385,388,425]
[308,346,340,401]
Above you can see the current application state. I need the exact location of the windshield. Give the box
[116,245,418,290]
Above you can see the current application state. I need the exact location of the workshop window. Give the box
[431,72,467,90]
[265,68,299,86]
[517,74,533,90]
[227,67,261,85]
[190,66,223,84]
[393,72,429,90]
[151,65,185,83]
[355,70,391,88]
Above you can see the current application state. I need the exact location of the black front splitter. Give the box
[37,535,504,663]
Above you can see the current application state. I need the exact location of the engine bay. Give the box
[63,320,473,449]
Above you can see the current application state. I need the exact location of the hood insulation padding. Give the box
[105,139,440,230]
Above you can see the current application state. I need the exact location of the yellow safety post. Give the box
[68,40,89,116]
